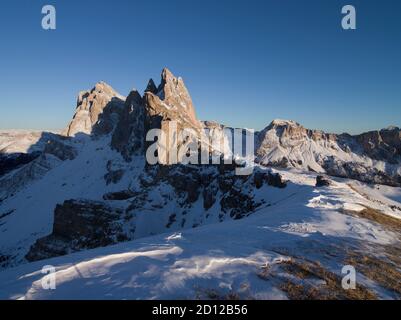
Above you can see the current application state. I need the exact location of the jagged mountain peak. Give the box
[144,68,199,127]
[64,82,125,137]
[145,79,158,94]
[93,80,116,92]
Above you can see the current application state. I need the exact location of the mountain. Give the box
[63,82,126,137]
[255,119,401,187]
[0,68,400,299]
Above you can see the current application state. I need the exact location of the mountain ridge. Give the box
[0,67,400,275]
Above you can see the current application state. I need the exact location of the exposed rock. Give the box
[43,139,76,161]
[111,90,145,160]
[155,68,198,125]
[145,79,158,94]
[316,175,331,187]
[104,169,124,185]
[0,153,61,199]
[63,82,125,137]
[104,160,125,185]
[256,119,401,187]
[134,163,281,222]
[203,186,217,210]
[26,199,130,261]
[103,190,138,200]
[266,172,287,188]
[356,127,401,163]
[143,68,204,164]
[0,152,40,177]
[253,170,286,189]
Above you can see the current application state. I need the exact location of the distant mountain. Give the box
[255,119,401,186]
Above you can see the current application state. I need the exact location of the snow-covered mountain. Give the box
[0,68,400,299]
[255,119,401,186]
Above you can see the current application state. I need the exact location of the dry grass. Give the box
[276,258,377,300]
[353,207,401,230]
[384,245,401,266]
[194,286,252,300]
[346,251,401,297]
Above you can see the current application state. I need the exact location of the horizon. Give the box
[1,0,400,134]
[1,69,400,135]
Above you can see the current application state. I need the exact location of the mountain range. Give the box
[0,68,400,300]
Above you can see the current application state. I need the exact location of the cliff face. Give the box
[63,82,125,137]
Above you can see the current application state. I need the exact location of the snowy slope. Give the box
[0,169,400,300]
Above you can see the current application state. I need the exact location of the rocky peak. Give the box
[260,119,336,143]
[145,79,158,94]
[63,82,125,137]
[149,68,198,125]
[259,119,309,144]
[268,119,301,128]
[111,68,204,162]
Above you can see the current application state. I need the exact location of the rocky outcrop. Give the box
[135,163,286,220]
[104,160,125,185]
[315,175,331,187]
[26,199,131,261]
[63,82,125,137]
[43,139,76,161]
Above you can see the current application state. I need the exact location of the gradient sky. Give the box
[0,0,400,134]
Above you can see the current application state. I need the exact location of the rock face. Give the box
[26,199,131,261]
[111,90,145,160]
[134,163,286,221]
[256,120,401,187]
[112,68,203,163]
[63,82,125,137]
[355,127,401,163]
[315,175,331,187]
[43,139,76,161]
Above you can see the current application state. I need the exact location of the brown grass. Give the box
[346,251,401,297]
[341,205,401,231]
[276,258,377,300]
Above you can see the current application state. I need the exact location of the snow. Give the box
[0,131,54,154]
[0,135,143,264]
[1,118,401,299]
[0,166,400,299]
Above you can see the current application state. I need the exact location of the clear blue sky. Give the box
[0,0,400,133]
